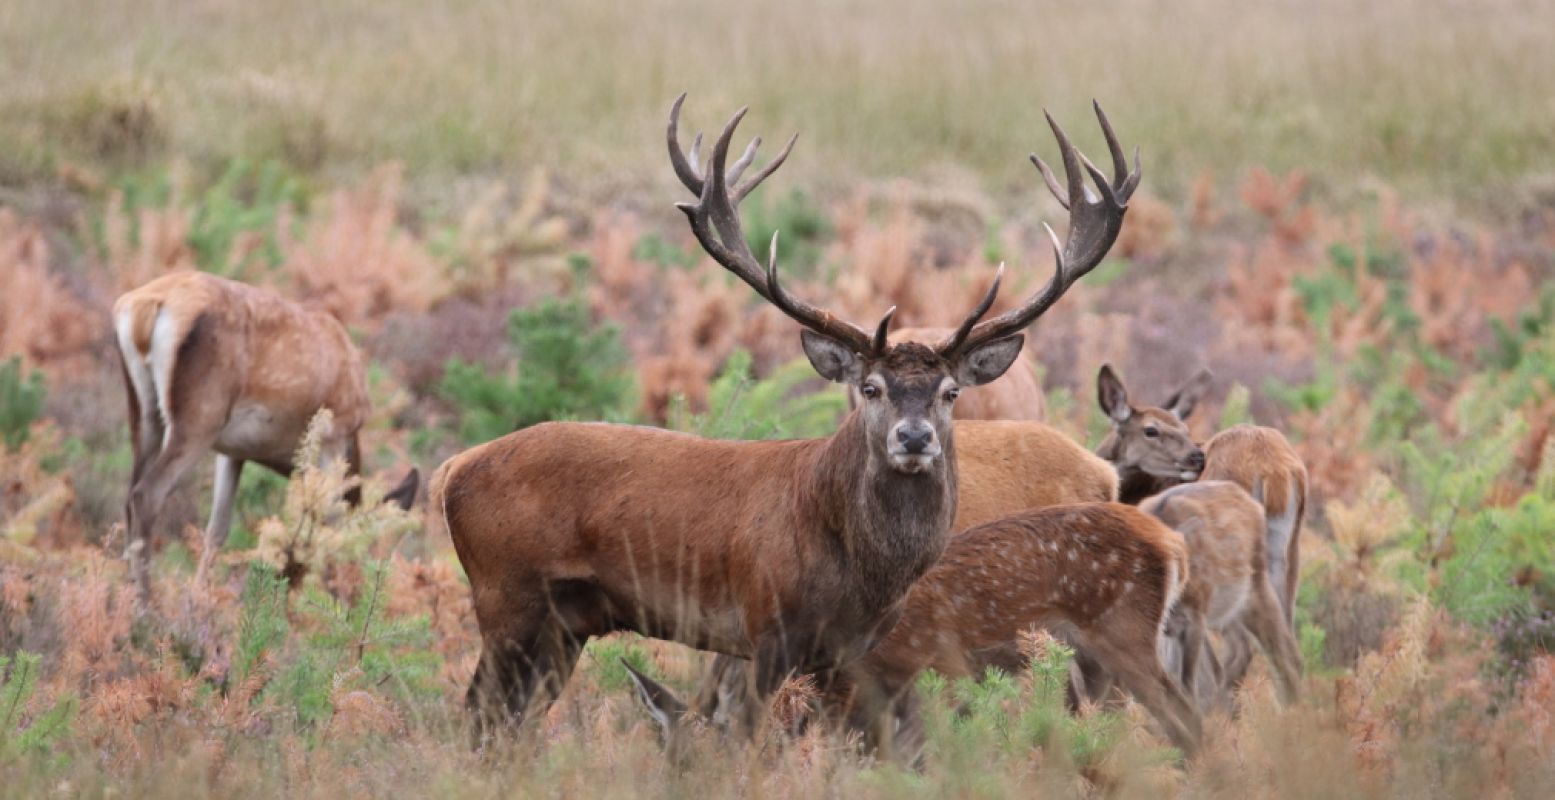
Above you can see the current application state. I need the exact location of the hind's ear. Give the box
[621,658,688,739]
[1097,364,1132,423]
[1163,368,1213,421]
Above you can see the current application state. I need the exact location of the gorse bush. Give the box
[667,350,846,441]
[440,296,635,444]
[0,356,45,452]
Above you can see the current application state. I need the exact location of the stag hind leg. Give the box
[466,578,602,744]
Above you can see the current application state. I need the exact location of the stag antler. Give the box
[671,94,1012,357]
[939,101,1140,357]
[670,95,876,354]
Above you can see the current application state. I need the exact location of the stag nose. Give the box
[897,424,935,455]
[1187,450,1206,470]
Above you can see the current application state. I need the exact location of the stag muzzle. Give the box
[887,420,941,473]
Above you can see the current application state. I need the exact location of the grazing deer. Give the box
[430,94,1137,741]
[626,503,1201,760]
[1094,365,1308,624]
[114,271,419,596]
[850,327,1046,421]
[1139,481,1301,708]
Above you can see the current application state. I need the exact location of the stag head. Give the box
[668,95,1138,474]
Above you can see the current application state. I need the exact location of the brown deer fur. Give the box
[1093,365,1308,627]
[692,417,1117,720]
[114,271,417,596]
[850,327,1045,421]
[1140,481,1301,707]
[630,503,1201,760]
[1201,425,1309,626]
[435,338,1024,739]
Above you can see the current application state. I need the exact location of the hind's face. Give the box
[1114,408,1206,480]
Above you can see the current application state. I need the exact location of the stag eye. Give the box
[860,384,880,399]
[1144,426,1160,438]
[944,388,961,403]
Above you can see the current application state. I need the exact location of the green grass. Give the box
[2,0,1552,210]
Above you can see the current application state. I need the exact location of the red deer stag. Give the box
[114,272,419,597]
[1094,365,1308,624]
[431,95,1130,741]
[625,502,1201,760]
[689,100,1139,731]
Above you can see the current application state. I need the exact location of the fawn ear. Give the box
[621,658,688,740]
[800,330,865,384]
[1163,368,1213,421]
[383,468,420,511]
[1097,364,1132,423]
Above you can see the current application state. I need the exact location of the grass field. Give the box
[4,0,1554,209]
[4,1,1555,797]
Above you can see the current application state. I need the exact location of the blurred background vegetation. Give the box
[3,0,1553,212]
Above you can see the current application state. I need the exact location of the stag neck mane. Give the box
[804,409,959,615]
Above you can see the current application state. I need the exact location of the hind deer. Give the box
[1094,365,1308,624]
[430,95,1136,742]
[625,502,1201,761]
[114,271,419,598]
[1095,364,1305,704]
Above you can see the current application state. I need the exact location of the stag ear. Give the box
[1097,364,1132,423]
[955,334,1024,387]
[384,468,420,511]
[621,658,688,741]
[1162,368,1213,421]
[801,330,865,384]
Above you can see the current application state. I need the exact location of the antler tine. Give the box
[764,232,877,354]
[725,135,762,188]
[669,96,876,353]
[948,106,1140,353]
[734,132,797,203]
[937,263,1005,356]
[667,93,705,195]
[1092,100,1142,201]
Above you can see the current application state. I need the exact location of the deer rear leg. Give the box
[1087,621,1202,757]
[1242,577,1303,704]
[125,425,217,602]
[195,454,244,584]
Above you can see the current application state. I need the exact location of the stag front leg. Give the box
[196,454,244,585]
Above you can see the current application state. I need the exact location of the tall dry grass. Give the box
[2,0,1552,208]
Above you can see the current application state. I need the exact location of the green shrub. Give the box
[105,159,307,278]
[1,651,77,765]
[584,635,658,693]
[440,297,636,444]
[0,357,46,453]
[667,350,845,441]
[916,637,1163,783]
[233,564,291,687]
[741,188,831,278]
